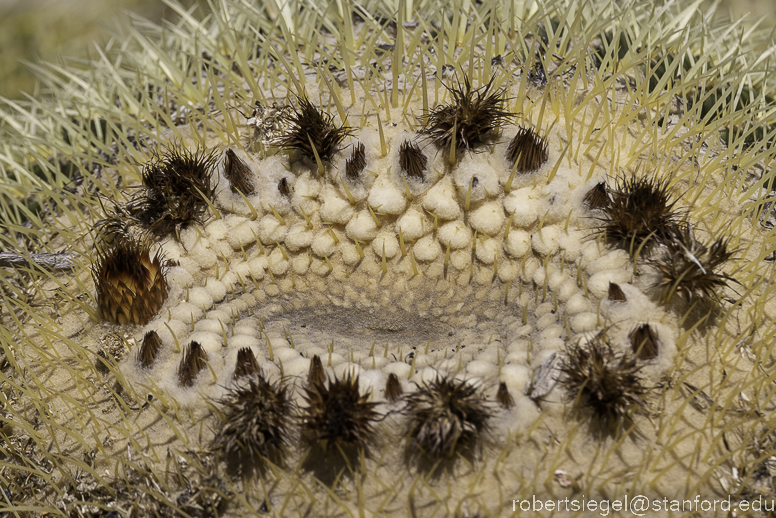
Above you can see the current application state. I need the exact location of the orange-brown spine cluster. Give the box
[93,238,168,326]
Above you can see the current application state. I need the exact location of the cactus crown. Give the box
[0,0,775,515]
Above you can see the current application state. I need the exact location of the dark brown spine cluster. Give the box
[92,237,168,326]
[629,324,659,360]
[505,126,549,172]
[127,144,217,236]
[276,96,353,165]
[178,341,208,387]
[420,74,511,156]
[213,373,292,476]
[278,177,292,198]
[385,373,403,403]
[560,334,647,433]
[223,148,255,195]
[598,175,678,255]
[496,382,515,409]
[138,330,163,368]
[300,374,378,453]
[233,347,260,379]
[608,282,627,302]
[399,140,428,180]
[584,182,610,210]
[403,376,492,461]
[345,142,367,180]
[307,355,326,386]
[649,225,736,303]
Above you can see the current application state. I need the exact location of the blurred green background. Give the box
[0,0,774,100]
[0,0,208,100]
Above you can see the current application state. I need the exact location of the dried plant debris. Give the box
[421,74,511,156]
[650,224,737,303]
[608,282,627,302]
[584,181,610,210]
[629,324,659,360]
[138,330,163,368]
[233,347,260,379]
[178,341,209,387]
[96,333,127,373]
[223,149,255,195]
[560,334,647,432]
[307,354,326,386]
[496,382,515,409]
[92,236,168,325]
[276,96,353,165]
[246,101,294,147]
[505,126,549,172]
[524,351,560,400]
[126,145,217,236]
[214,373,292,475]
[403,376,493,461]
[385,373,403,403]
[300,374,378,453]
[345,142,367,180]
[599,175,680,255]
[399,140,428,180]
[56,463,229,518]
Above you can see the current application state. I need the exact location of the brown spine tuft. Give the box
[385,373,403,403]
[420,74,511,157]
[608,282,627,302]
[276,96,353,165]
[178,341,209,387]
[138,330,163,368]
[93,237,169,326]
[345,142,367,180]
[584,182,610,210]
[629,324,659,360]
[399,140,428,180]
[307,355,326,386]
[224,149,255,195]
[505,126,549,172]
[300,374,379,453]
[234,347,260,379]
[496,382,515,409]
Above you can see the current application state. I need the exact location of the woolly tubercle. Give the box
[421,74,511,158]
[128,145,218,236]
[213,373,292,475]
[92,236,168,325]
[505,126,549,172]
[649,224,736,303]
[403,376,493,461]
[276,96,353,165]
[560,334,647,433]
[300,374,378,453]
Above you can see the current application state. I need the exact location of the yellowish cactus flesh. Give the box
[1,0,776,515]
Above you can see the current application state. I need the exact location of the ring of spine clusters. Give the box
[1,0,775,515]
